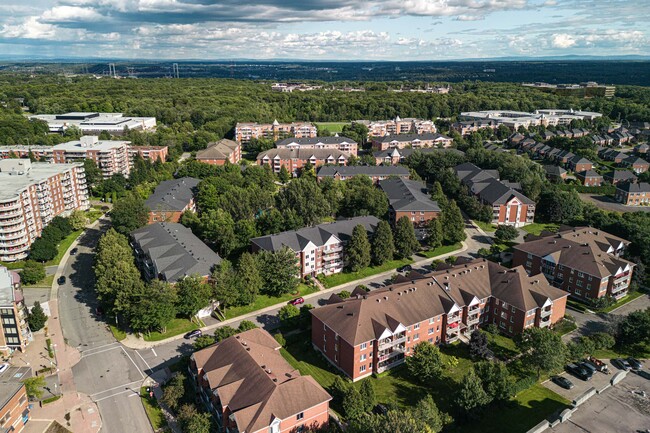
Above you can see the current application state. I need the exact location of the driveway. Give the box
[580,193,650,213]
[543,362,616,402]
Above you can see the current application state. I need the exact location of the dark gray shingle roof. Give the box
[317,165,409,178]
[379,178,441,212]
[145,177,200,212]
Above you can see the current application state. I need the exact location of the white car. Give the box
[0,363,9,374]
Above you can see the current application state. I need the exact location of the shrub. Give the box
[20,261,45,285]
[273,333,286,347]
[512,375,537,395]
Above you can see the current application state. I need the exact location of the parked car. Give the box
[288,297,305,306]
[57,276,66,285]
[184,329,202,339]
[566,363,592,381]
[580,360,597,376]
[586,356,610,373]
[636,370,650,380]
[551,375,574,390]
[70,248,78,256]
[0,363,8,374]
[397,265,412,273]
[627,358,643,370]
[611,358,632,371]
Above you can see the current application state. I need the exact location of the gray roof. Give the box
[251,216,380,253]
[617,182,650,193]
[257,148,350,161]
[276,136,357,146]
[145,177,200,213]
[130,223,221,282]
[623,156,649,166]
[455,162,534,205]
[544,165,567,176]
[0,366,31,411]
[379,178,441,212]
[317,165,409,178]
[603,170,637,182]
[373,147,464,159]
[576,170,602,178]
[373,133,452,143]
[569,155,593,165]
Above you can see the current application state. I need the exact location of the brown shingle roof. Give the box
[196,139,239,160]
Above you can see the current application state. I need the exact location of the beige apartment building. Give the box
[356,117,436,137]
[51,136,130,178]
[235,121,317,144]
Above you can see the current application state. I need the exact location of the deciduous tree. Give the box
[406,342,443,384]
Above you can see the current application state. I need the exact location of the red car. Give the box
[288,297,304,306]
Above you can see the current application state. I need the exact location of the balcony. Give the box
[539,317,551,327]
[377,345,405,362]
[378,335,407,351]
[466,314,480,324]
[376,356,405,373]
[540,308,552,318]
[447,314,461,324]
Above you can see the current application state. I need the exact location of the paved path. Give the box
[580,193,650,213]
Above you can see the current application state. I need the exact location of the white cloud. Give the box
[551,33,576,48]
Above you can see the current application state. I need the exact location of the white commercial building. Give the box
[30,112,156,135]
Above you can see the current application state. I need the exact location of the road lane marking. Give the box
[90,380,143,398]
[121,347,145,379]
[94,389,138,403]
[136,350,152,372]
[151,348,157,357]
[80,345,122,358]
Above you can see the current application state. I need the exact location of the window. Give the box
[577,280,583,287]
[360,342,367,350]
[428,328,434,335]
[297,413,304,421]
[577,271,584,278]
[527,253,533,259]
[509,326,513,333]
[510,316,514,323]
[360,365,367,373]
[414,333,419,340]
[429,318,435,324]
[360,354,367,361]
[414,323,420,330]
[511,306,515,313]
[575,289,582,295]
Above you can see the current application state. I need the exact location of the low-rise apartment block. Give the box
[567,156,594,173]
[130,223,221,283]
[251,216,380,279]
[615,182,650,206]
[575,170,603,187]
[455,163,535,227]
[0,160,89,262]
[256,148,350,177]
[0,267,31,356]
[371,133,453,151]
[311,258,568,381]
[51,136,130,178]
[190,328,331,433]
[316,166,409,183]
[195,139,241,165]
[373,147,464,165]
[621,156,650,174]
[145,177,200,224]
[0,366,32,432]
[30,112,156,135]
[129,146,168,164]
[451,120,499,136]
[276,136,358,156]
[235,121,317,144]
[355,117,436,138]
[378,179,440,228]
[513,227,634,301]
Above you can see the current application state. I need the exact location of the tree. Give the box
[175,275,212,318]
[27,301,47,331]
[425,218,443,249]
[278,165,291,183]
[371,220,394,266]
[212,259,239,310]
[348,411,432,433]
[83,158,103,189]
[406,342,444,384]
[339,176,389,218]
[517,327,567,378]
[258,247,300,296]
[214,326,238,342]
[454,370,491,419]
[440,200,466,244]
[414,395,448,433]
[162,373,186,410]
[347,225,371,272]
[617,308,650,348]
[110,194,149,235]
[193,335,216,350]
[278,304,300,329]
[199,209,237,257]
[68,210,88,231]
[276,177,331,226]
[393,216,419,259]
[127,280,177,334]
[22,376,46,399]
[494,225,519,243]
[330,376,350,401]
[536,187,583,224]
[469,330,490,360]
[178,404,212,433]
[473,361,514,404]
[238,320,258,332]
[29,238,57,262]
[236,253,262,305]
[20,261,45,285]
[358,380,376,413]
[342,387,366,421]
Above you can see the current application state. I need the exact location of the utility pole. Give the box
[108,63,117,78]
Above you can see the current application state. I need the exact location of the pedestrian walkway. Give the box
[143,370,181,433]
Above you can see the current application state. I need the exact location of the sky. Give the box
[0,0,648,60]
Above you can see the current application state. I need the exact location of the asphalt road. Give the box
[58,220,153,433]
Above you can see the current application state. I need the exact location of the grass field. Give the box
[143,318,200,342]
[139,387,167,430]
[553,319,578,336]
[23,274,55,288]
[224,283,318,319]
[474,220,497,232]
[314,122,348,133]
[487,332,520,360]
[318,258,414,288]
[521,223,559,236]
[417,243,462,258]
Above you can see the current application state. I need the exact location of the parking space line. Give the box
[90,380,143,399]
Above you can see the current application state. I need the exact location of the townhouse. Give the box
[0,366,32,433]
[451,120,499,136]
[30,112,156,135]
[371,133,453,151]
[603,170,637,185]
[567,156,593,173]
[316,166,409,184]
[378,179,440,228]
[276,136,358,156]
[189,328,331,433]
[575,170,603,187]
[311,258,568,381]
[0,160,89,262]
[513,227,634,301]
[373,147,464,166]
[128,146,168,164]
[256,148,350,177]
[634,144,649,156]
[621,156,650,174]
[130,223,221,283]
[599,148,628,163]
[455,163,535,227]
[543,165,567,182]
[145,177,200,224]
[355,117,436,138]
[235,121,317,144]
[251,216,380,279]
[0,267,31,356]
[195,139,241,165]
[615,182,650,206]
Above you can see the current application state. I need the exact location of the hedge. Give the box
[513,375,538,395]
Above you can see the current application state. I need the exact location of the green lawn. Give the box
[110,325,127,341]
[521,223,559,236]
[593,343,650,360]
[224,283,318,320]
[140,387,168,431]
[46,229,83,266]
[474,220,496,232]
[553,319,578,336]
[597,291,645,313]
[417,243,462,258]
[314,122,349,133]
[23,274,54,288]
[318,258,414,288]
[487,333,520,360]
[143,318,199,342]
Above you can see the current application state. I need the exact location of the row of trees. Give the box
[28,212,87,262]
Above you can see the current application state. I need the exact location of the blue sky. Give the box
[0,0,648,60]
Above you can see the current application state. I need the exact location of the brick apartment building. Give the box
[256,148,350,177]
[251,217,380,279]
[378,178,441,228]
[451,120,499,136]
[455,163,535,227]
[311,258,568,381]
[355,117,436,138]
[621,156,650,174]
[190,328,331,433]
[371,133,453,151]
[316,166,409,184]
[603,170,637,185]
[575,170,603,187]
[145,177,200,224]
[51,136,131,178]
[0,160,89,262]
[372,147,464,166]
[567,156,594,173]
[128,146,168,164]
[276,136,358,156]
[195,139,241,165]
[235,121,317,144]
[0,366,32,432]
[512,227,634,301]
[0,267,32,356]
[615,182,650,206]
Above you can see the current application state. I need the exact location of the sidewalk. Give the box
[122,241,468,350]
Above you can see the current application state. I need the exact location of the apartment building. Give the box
[373,147,464,165]
[451,120,499,136]
[30,112,156,135]
[128,146,168,164]
[575,170,603,187]
[615,182,650,206]
[251,217,380,279]
[455,163,535,227]
[379,179,441,228]
[372,133,453,151]
[0,267,31,356]
[316,166,409,183]
[235,121,317,144]
[621,156,650,174]
[145,177,200,224]
[276,136,358,156]
[130,223,221,283]
[0,160,89,262]
[311,258,568,381]
[195,139,241,165]
[355,117,436,138]
[256,148,350,177]
[51,136,130,178]
[0,366,32,433]
[190,328,331,433]
[513,227,634,301]
[603,170,637,185]
[567,156,594,173]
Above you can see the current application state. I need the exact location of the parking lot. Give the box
[543,359,622,402]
